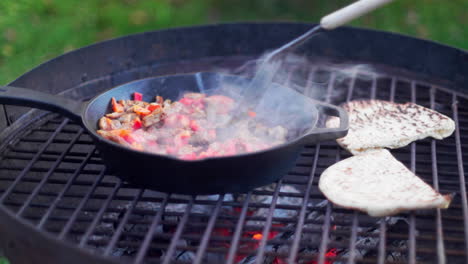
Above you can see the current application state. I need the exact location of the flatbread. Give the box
[326,100,455,155]
[318,149,452,217]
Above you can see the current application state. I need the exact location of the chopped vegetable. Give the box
[132,105,151,116]
[133,92,143,101]
[132,117,142,130]
[190,120,199,131]
[97,92,288,160]
[148,104,161,112]
[111,97,124,113]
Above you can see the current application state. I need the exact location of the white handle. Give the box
[320,0,395,30]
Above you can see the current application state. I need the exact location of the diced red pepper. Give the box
[133,92,143,101]
[248,111,256,117]
[111,97,124,113]
[189,120,199,131]
[148,104,161,112]
[132,118,142,130]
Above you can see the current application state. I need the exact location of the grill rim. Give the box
[0,188,121,264]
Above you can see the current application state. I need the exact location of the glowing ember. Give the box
[252,233,263,240]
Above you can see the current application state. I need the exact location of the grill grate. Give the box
[1,64,468,264]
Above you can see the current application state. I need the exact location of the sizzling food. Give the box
[319,149,452,217]
[97,92,287,160]
[326,100,455,155]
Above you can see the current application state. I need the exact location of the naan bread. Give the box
[326,100,455,155]
[318,149,452,217]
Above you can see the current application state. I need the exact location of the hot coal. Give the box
[83,183,410,264]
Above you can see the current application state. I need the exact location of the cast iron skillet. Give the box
[0,72,348,194]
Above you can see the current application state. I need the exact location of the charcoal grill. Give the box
[0,23,468,264]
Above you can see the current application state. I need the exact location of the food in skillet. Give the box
[319,149,452,217]
[97,92,288,160]
[325,100,455,155]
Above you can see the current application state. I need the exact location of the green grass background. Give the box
[0,0,467,85]
[0,0,466,261]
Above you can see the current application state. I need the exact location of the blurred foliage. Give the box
[0,0,466,84]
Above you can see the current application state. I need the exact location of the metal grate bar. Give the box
[289,68,337,263]
[317,118,341,264]
[317,202,332,264]
[193,194,225,264]
[37,147,96,229]
[370,74,377,100]
[225,192,252,264]
[376,76,400,264]
[103,189,144,256]
[408,82,417,264]
[430,87,447,264]
[347,211,359,264]
[287,145,320,263]
[162,196,194,264]
[346,71,357,102]
[389,77,396,102]
[59,168,106,240]
[79,181,122,248]
[344,69,377,264]
[344,66,362,264]
[377,220,386,264]
[254,180,283,264]
[9,148,100,158]
[16,128,84,217]
[133,193,169,264]
[452,94,468,263]
[0,119,69,203]
[3,153,101,165]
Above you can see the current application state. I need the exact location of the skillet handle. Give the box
[305,100,349,142]
[0,86,84,122]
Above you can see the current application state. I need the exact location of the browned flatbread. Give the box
[326,100,455,155]
[318,149,452,217]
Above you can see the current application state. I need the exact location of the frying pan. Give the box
[0,72,347,194]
